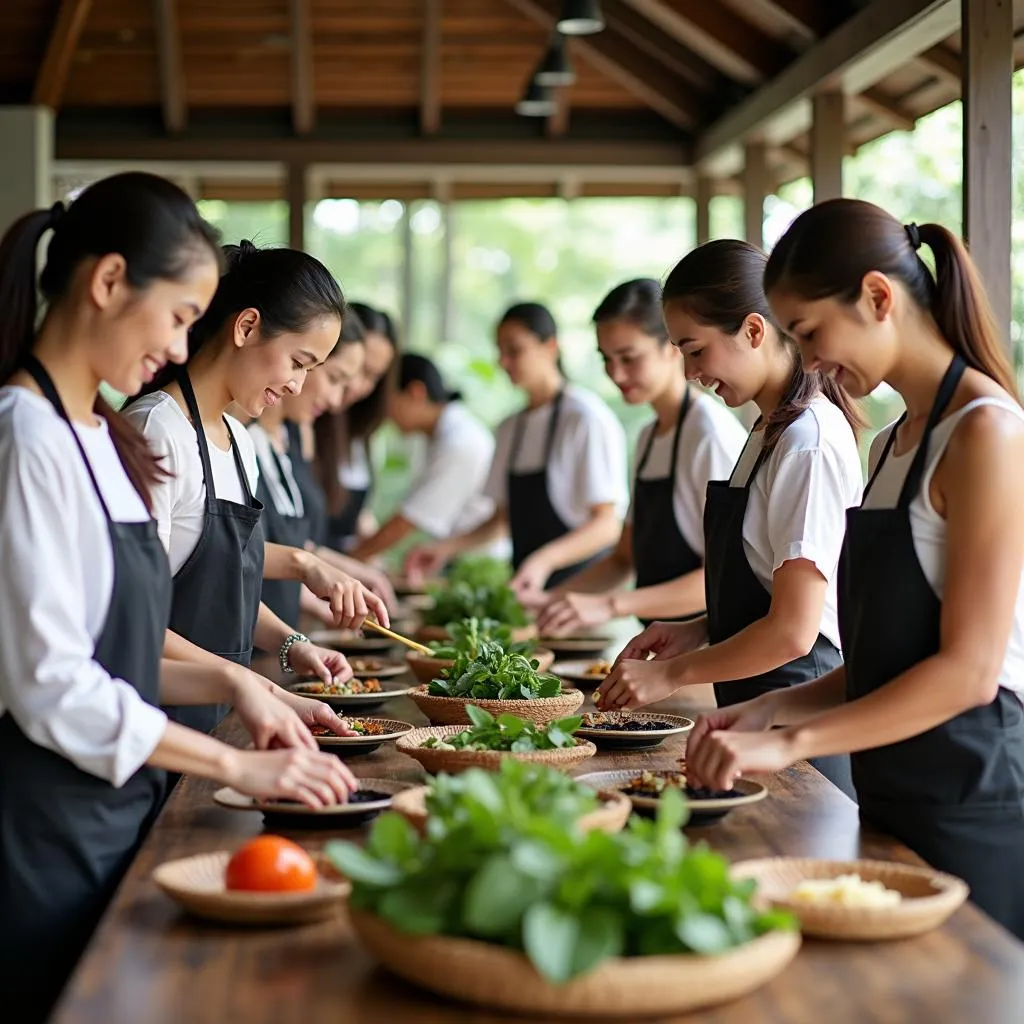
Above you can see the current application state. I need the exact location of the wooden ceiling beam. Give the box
[546,86,570,138]
[737,0,847,42]
[858,86,916,130]
[289,0,315,135]
[32,0,95,109]
[918,43,961,83]
[420,0,441,135]
[154,0,186,133]
[500,0,702,128]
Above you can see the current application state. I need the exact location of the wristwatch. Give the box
[279,632,309,674]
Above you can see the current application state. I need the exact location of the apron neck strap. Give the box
[731,415,772,490]
[510,388,565,464]
[22,354,114,521]
[636,386,691,482]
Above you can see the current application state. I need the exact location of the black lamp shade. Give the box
[556,0,604,35]
[534,35,575,87]
[515,80,558,117]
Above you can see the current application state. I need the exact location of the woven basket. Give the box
[390,784,631,836]
[414,624,538,644]
[349,910,800,1017]
[730,857,969,941]
[405,648,555,686]
[396,726,596,774]
[407,686,584,726]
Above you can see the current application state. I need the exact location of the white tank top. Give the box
[864,397,1024,698]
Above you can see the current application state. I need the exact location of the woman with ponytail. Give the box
[125,241,389,737]
[685,201,1024,937]
[597,240,862,797]
[0,175,356,1020]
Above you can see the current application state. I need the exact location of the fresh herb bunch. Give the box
[327,786,795,984]
[421,557,528,629]
[427,631,560,700]
[428,616,535,661]
[422,706,581,752]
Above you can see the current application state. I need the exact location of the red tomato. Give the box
[225,836,317,893]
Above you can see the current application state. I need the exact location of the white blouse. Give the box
[0,387,167,786]
[864,397,1024,698]
[248,421,304,518]
[728,397,864,648]
[124,392,260,574]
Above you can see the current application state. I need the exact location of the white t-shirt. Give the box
[401,401,496,538]
[124,392,260,575]
[484,384,629,527]
[248,421,304,519]
[339,437,371,491]
[728,397,864,648]
[864,398,1024,698]
[627,391,748,557]
[0,387,168,786]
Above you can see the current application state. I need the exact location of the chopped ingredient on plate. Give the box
[349,658,386,672]
[584,661,612,677]
[295,678,384,696]
[790,874,903,908]
[582,712,673,732]
[311,719,390,737]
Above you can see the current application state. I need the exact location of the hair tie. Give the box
[237,238,258,257]
[47,201,66,232]
[904,222,921,251]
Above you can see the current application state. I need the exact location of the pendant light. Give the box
[556,0,604,35]
[515,80,558,117]
[534,33,575,87]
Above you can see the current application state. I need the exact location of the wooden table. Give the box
[53,681,1024,1024]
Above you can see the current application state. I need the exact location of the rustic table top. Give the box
[52,670,1024,1024]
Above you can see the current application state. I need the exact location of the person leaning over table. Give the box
[595,241,863,800]
[347,352,500,563]
[317,300,399,552]
[404,301,629,602]
[248,306,397,628]
[0,174,356,1024]
[124,241,389,740]
[537,278,747,637]
[684,201,1024,940]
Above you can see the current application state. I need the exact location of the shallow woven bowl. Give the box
[415,623,538,645]
[390,784,631,836]
[152,851,349,926]
[730,857,969,941]
[405,648,555,686]
[407,685,584,726]
[349,910,800,1017]
[396,725,596,774]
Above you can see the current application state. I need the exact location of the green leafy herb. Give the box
[422,706,581,752]
[421,556,527,629]
[327,786,795,985]
[428,616,535,661]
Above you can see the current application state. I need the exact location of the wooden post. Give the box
[439,201,454,342]
[695,174,712,244]
[402,201,415,345]
[962,0,1013,341]
[743,141,768,249]
[287,163,307,251]
[811,91,845,203]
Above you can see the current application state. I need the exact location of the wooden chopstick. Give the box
[361,618,433,656]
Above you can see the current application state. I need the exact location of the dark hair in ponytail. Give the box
[764,198,1019,402]
[398,352,459,403]
[141,239,345,395]
[0,172,221,509]
[592,278,669,344]
[499,301,567,376]
[663,239,864,450]
[344,301,399,441]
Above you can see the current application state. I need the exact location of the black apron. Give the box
[327,437,372,550]
[704,422,854,798]
[287,420,329,548]
[256,428,309,628]
[0,358,171,1022]
[631,389,703,627]
[507,391,608,589]
[840,354,1024,938]
[164,370,264,735]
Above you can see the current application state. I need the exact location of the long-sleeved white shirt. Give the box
[0,386,168,786]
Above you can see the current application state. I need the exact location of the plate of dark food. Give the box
[346,656,408,680]
[575,768,767,825]
[285,678,415,712]
[575,712,695,751]
[307,629,396,655]
[213,778,414,829]
[310,718,414,757]
[551,659,613,688]
[537,636,613,658]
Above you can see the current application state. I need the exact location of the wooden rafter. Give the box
[32,0,94,109]
[420,0,441,135]
[856,86,916,131]
[154,0,186,133]
[738,0,846,41]
[290,0,315,135]
[546,86,570,138]
[918,43,961,82]
[501,0,703,129]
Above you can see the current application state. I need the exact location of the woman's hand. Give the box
[273,685,358,737]
[301,557,390,630]
[231,678,318,751]
[615,618,707,665]
[537,591,615,637]
[222,747,357,808]
[594,656,683,710]
[404,543,449,584]
[510,554,551,605]
[287,642,353,685]
[686,699,776,754]
[685,727,799,792]
[361,567,398,613]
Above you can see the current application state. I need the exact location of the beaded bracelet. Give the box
[278,632,309,674]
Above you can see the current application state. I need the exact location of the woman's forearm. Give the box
[158,659,239,706]
[553,553,633,595]
[759,667,847,726]
[349,515,415,561]
[613,568,705,622]
[263,542,314,581]
[146,719,236,780]
[532,507,621,574]
[253,602,295,653]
